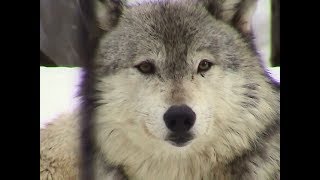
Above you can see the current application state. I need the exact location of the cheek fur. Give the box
[96,71,171,139]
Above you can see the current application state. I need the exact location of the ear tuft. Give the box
[95,0,126,31]
[202,0,258,34]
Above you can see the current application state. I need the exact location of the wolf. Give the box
[40,0,280,179]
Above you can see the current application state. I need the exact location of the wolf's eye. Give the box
[197,59,213,73]
[135,61,155,74]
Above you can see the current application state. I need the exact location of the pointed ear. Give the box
[94,0,126,31]
[202,0,258,34]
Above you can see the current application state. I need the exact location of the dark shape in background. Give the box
[271,0,280,67]
[40,50,57,67]
[40,0,82,67]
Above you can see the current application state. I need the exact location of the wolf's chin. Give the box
[167,140,192,147]
[165,133,194,147]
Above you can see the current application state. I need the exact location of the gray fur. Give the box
[40,0,279,179]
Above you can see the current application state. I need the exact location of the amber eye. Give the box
[197,59,213,73]
[135,61,155,74]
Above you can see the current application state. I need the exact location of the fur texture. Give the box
[40,0,280,179]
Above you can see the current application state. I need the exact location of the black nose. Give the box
[163,105,196,133]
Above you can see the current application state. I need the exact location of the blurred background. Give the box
[40,0,280,126]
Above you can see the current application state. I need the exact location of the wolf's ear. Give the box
[94,0,126,31]
[202,0,257,34]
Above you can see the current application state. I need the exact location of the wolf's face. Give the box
[92,0,279,166]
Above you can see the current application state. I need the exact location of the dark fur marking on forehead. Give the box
[126,2,211,78]
[157,7,194,77]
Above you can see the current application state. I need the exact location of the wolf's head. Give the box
[87,0,279,172]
